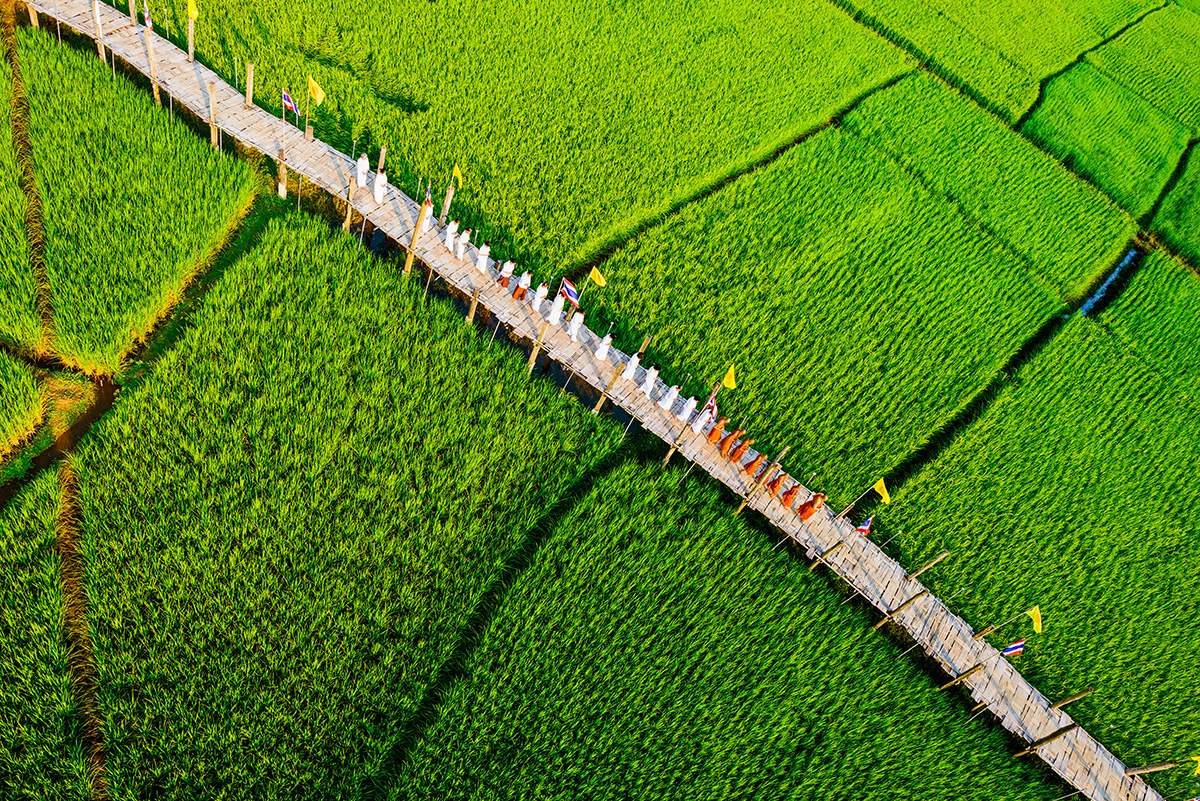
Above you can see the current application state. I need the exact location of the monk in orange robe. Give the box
[718,429,745,458]
[728,438,754,463]
[705,417,728,445]
[742,452,765,476]
[797,492,827,522]
[780,483,800,508]
[766,472,787,497]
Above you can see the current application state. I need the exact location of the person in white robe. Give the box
[498,261,515,288]
[595,332,611,361]
[568,312,584,342]
[620,352,640,381]
[475,243,491,274]
[355,153,369,188]
[640,365,659,398]
[444,220,459,250]
[455,229,471,261]
[513,272,532,301]
[658,385,679,412]
[531,282,549,314]
[373,171,387,204]
[547,291,566,326]
[677,396,697,423]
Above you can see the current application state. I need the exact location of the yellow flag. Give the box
[1190,755,1200,775]
[452,163,464,187]
[589,266,607,287]
[1026,605,1043,634]
[187,0,198,18]
[723,364,736,389]
[307,76,325,107]
[873,478,890,504]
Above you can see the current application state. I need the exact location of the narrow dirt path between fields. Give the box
[1013,1,1171,130]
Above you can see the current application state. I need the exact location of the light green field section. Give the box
[0,470,91,801]
[72,212,619,800]
[128,0,911,273]
[387,460,1063,801]
[0,37,41,354]
[1152,147,1200,266]
[879,251,1200,800]
[19,27,256,375]
[0,353,43,458]
[1021,62,1191,218]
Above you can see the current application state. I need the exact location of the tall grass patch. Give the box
[0,353,43,459]
[0,32,40,352]
[387,460,1064,801]
[19,26,256,375]
[126,0,910,273]
[71,212,618,800]
[879,252,1200,799]
[1152,152,1200,268]
[0,471,91,800]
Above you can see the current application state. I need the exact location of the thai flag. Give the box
[1002,639,1026,657]
[424,186,433,209]
[282,89,298,115]
[143,0,152,29]
[854,515,874,536]
[560,278,580,307]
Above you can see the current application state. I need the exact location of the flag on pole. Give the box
[307,76,325,106]
[1190,755,1200,775]
[700,382,719,426]
[561,278,580,307]
[143,0,152,29]
[282,88,298,115]
[589,266,607,287]
[424,186,433,210]
[854,515,874,536]
[873,477,890,504]
[187,0,198,19]
[1001,639,1026,657]
[452,163,464,188]
[723,364,736,389]
[1026,605,1043,634]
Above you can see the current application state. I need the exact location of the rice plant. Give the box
[0,470,91,801]
[18,26,257,375]
[387,460,1066,801]
[70,212,619,800]
[878,251,1200,799]
[0,352,43,459]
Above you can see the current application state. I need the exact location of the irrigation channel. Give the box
[18,3,1167,799]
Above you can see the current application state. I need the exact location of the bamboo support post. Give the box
[91,0,105,60]
[146,29,161,106]
[1124,762,1178,777]
[438,182,455,227]
[972,624,998,640]
[1049,688,1095,711]
[187,16,193,62]
[970,701,986,712]
[467,288,480,325]
[245,62,254,108]
[907,551,950,582]
[1013,724,1079,758]
[405,200,429,275]
[938,664,984,691]
[735,446,789,516]
[342,184,354,231]
[376,145,387,174]
[872,589,928,630]
[593,369,621,414]
[28,4,38,27]
[128,0,135,24]
[809,539,845,571]
[207,81,217,147]
[527,321,550,375]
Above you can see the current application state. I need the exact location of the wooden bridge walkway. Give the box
[19,3,1165,799]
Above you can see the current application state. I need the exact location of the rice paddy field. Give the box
[877,251,1200,799]
[387,460,1063,801]
[0,469,91,800]
[0,352,43,458]
[18,25,256,375]
[67,211,622,799]
[113,0,912,274]
[593,74,1130,503]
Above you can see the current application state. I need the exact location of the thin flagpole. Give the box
[304,87,311,136]
[578,273,592,302]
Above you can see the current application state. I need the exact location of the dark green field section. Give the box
[117,0,912,274]
[828,0,1158,122]
[0,471,90,801]
[594,74,1129,504]
[69,213,619,800]
[877,251,1200,800]
[0,39,41,354]
[18,27,256,375]
[385,460,1063,801]
[1021,62,1191,219]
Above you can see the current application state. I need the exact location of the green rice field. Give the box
[878,251,1200,799]
[388,460,1063,801]
[0,469,91,800]
[69,211,620,799]
[0,352,42,458]
[0,32,41,354]
[19,26,256,374]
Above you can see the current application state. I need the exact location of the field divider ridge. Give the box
[19,3,1167,799]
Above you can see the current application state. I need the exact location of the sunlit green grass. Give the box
[0,353,42,458]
